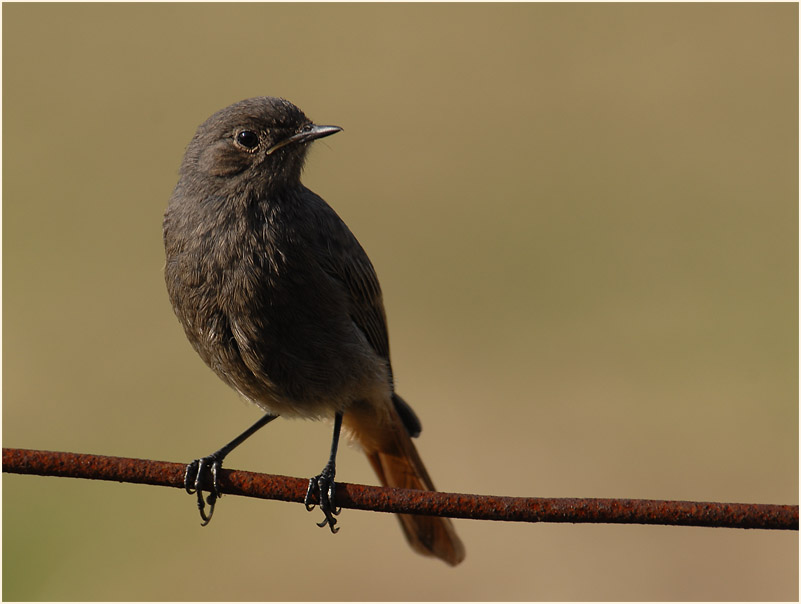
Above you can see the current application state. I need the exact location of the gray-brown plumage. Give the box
[163,97,465,565]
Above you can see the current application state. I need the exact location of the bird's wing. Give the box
[319,230,391,363]
[304,192,424,434]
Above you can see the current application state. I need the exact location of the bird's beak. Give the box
[265,124,343,155]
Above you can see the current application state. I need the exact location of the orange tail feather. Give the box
[345,398,465,566]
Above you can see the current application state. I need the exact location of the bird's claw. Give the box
[184,455,223,526]
[304,464,341,533]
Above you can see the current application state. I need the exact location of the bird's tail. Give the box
[344,395,466,566]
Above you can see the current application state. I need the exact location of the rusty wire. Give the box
[3,447,797,530]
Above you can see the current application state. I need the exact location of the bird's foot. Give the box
[304,462,341,533]
[184,454,223,526]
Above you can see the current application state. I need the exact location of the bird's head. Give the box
[180,97,341,192]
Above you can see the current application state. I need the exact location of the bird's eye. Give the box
[235,130,259,150]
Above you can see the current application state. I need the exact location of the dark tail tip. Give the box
[392,393,422,438]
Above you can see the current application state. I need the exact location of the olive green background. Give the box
[3,3,797,601]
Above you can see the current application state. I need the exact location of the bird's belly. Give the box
[174,273,390,420]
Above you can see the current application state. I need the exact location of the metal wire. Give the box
[3,447,797,530]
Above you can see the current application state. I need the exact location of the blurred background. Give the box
[3,3,797,600]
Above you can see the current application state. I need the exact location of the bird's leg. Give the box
[305,411,343,533]
[185,412,278,525]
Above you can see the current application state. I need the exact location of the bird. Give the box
[162,96,465,566]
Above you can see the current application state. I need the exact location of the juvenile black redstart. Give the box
[163,97,465,565]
